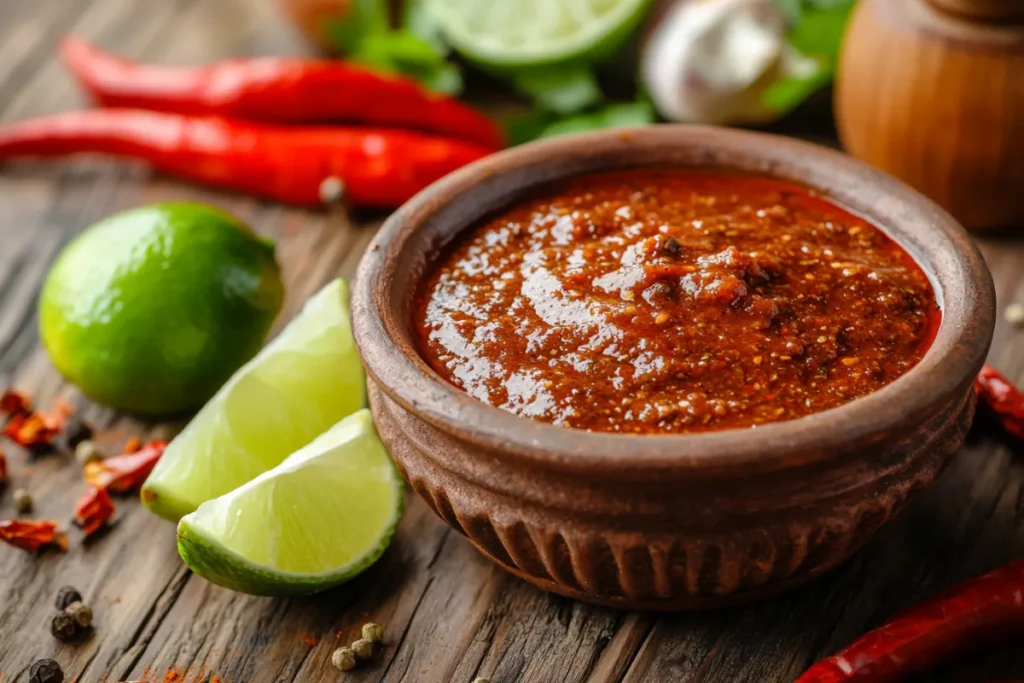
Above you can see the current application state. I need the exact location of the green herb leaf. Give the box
[539,100,654,139]
[502,109,554,147]
[512,65,603,115]
[787,2,854,60]
[408,61,464,95]
[324,0,390,53]
[763,0,854,114]
[362,31,447,70]
[773,0,803,23]
[761,64,831,113]
[404,0,448,53]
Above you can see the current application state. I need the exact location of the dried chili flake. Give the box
[123,437,142,454]
[0,520,67,553]
[84,440,167,493]
[975,364,1024,441]
[0,447,7,485]
[0,389,31,415]
[74,487,115,536]
[46,397,73,432]
[3,411,59,448]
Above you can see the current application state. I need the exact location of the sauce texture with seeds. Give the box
[413,169,939,434]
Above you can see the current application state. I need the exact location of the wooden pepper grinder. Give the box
[835,0,1024,231]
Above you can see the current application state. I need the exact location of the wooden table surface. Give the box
[2,1,1024,682]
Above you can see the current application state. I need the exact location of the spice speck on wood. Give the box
[65,601,93,628]
[13,488,32,513]
[28,658,63,683]
[1006,302,1024,327]
[55,586,82,610]
[74,440,103,466]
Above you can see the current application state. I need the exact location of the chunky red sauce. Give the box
[413,169,939,434]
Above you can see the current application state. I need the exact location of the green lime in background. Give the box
[39,203,284,416]
[426,0,653,69]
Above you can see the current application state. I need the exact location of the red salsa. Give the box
[412,169,940,434]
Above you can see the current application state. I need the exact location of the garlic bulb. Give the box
[641,0,819,125]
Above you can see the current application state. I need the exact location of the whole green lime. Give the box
[40,203,284,415]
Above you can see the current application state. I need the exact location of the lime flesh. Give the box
[427,0,653,68]
[142,278,365,521]
[177,410,403,596]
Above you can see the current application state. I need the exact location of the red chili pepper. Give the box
[84,439,167,493]
[3,411,59,449]
[0,109,491,208]
[0,520,68,553]
[795,559,1024,683]
[975,364,1024,441]
[59,35,505,151]
[74,487,116,536]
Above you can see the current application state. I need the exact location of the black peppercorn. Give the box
[661,236,682,258]
[27,442,57,460]
[60,415,94,451]
[29,659,63,683]
[55,586,82,610]
[50,612,77,642]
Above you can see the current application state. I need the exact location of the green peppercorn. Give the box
[361,622,383,643]
[29,658,63,683]
[65,601,92,629]
[74,440,103,467]
[50,612,77,642]
[351,638,374,661]
[331,646,356,672]
[54,586,82,610]
[13,488,32,514]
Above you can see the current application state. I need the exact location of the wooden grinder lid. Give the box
[927,0,1024,20]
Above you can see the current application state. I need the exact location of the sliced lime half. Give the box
[177,410,403,596]
[142,278,366,521]
[426,0,653,69]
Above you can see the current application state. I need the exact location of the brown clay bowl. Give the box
[351,125,995,611]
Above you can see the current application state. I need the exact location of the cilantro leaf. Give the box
[512,65,603,115]
[324,0,463,94]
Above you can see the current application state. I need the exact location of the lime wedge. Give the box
[142,279,365,521]
[177,410,403,596]
[426,0,653,69]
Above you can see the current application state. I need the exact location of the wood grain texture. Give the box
[0,0,1021,681]
[835,0,1024,231]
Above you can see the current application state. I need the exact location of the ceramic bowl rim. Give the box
[352,125,994,475]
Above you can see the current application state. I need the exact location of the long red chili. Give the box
[0,109,491,208]
[975,364,1024,441]
[60,35,505,151]
[795,559,1024,683]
